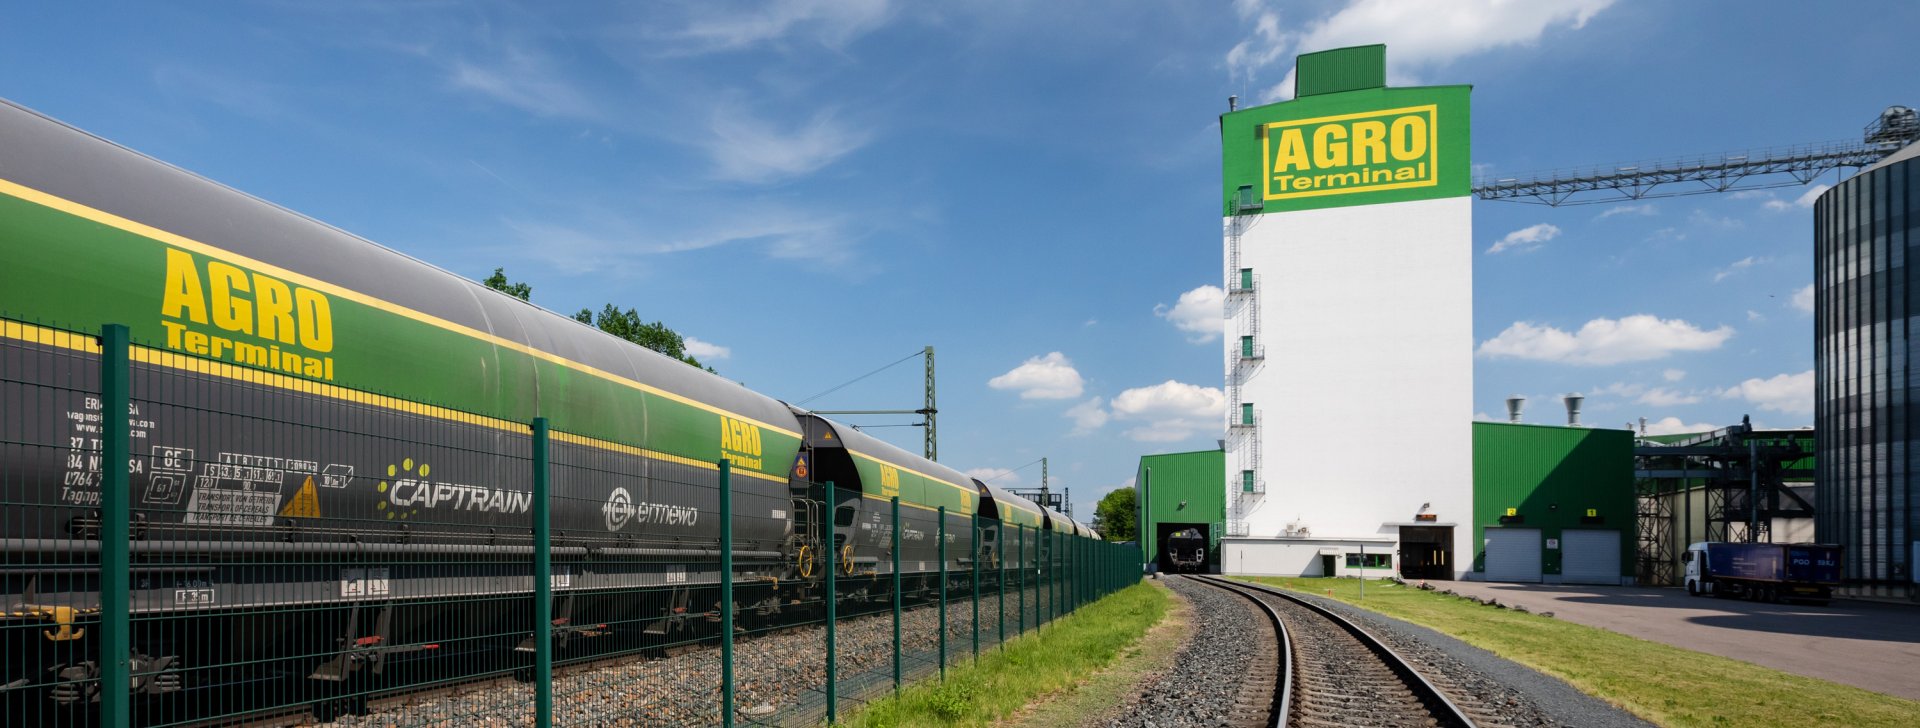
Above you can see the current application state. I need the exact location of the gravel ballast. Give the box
[1102,576,1266,727]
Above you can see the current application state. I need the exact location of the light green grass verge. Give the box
[1239,576,1920,728]
[1007,581,1192,728]
[841,582,1170,727]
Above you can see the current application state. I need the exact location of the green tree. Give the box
[575,304,711,371]
[1092,487,1137,542]
[481,267,532,301]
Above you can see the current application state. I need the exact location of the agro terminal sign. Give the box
[1261,104,1439,202]
[1221,46,1470,215]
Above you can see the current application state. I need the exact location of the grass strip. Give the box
[842,581,1169,727]
[1239,576,1920,728]
[1007,581,1192,728]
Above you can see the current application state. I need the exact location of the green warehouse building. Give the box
[1136,448,1226,573]
[1133,421,1636,584]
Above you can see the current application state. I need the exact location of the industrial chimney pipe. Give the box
[1505,395,1525,423]
[1564,393,1584,427]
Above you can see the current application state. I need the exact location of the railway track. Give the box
[1186,575,1483,728]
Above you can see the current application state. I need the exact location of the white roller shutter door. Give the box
[1561,529,1621,585]
[1484,528,1542,583]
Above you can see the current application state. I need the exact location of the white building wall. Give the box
[1223,195,1473,577]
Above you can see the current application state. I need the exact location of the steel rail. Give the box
[1181,575,1290,727]
[1191,574,1477,728]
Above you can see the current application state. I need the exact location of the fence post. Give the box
[937,506,947,681]
[1017,524,1025,636]
[532,418,553,728]
[825,480,838,724]
[100,324,130,728]
[997,525,1006,649]
[1029,522,1038,628]
[971,510,979,662]
[720,459,735,727]
[891,496,901,693]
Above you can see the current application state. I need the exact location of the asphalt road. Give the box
[1442,581,1920,701]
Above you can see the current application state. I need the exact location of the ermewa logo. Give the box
[603,487,699,531]
[1262,105,1437,201]
[605,487,636,531]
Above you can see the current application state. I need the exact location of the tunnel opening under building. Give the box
[1157,522,1211,573]
[1399,525,1454,580]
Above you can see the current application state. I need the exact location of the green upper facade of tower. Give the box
[1221,45,1472,215]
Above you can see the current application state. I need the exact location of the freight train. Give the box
[0,98,1099,724]
[1164,528,1207,573]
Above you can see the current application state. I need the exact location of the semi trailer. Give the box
[1684,541,1842,604]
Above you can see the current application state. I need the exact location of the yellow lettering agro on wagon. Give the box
[1261,105,1438,202]
[720,416,764,471]
[159,248,337,380]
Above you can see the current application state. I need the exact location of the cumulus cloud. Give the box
[1238,0,1615,101]
[683,336,731,360]
[1791,284,1814,313]
[1476,315,1734,365]
[1110,380,1225,443]
[988,352,1085,400]
[1155,285,1225,343]
[1065,397,1109,435]
[1641,416,1721,436]
[1721,370,1814,415]
[1485,223,1561,254]
[1764,183,1832,211]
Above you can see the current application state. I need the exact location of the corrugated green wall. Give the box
[1136,448,1225,562]
[1473,422,1635,577]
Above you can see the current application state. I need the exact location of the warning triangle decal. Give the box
[280,475,322,519]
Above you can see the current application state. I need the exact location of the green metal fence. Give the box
[0,323,1142,727]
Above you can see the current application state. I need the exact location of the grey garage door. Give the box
[1562,529,1621,585]
[1484,528,1542,583]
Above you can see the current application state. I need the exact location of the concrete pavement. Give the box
[1436,581,1920,700]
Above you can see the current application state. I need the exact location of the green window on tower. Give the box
[1240,403,1254,425]
[1241,336,1255,357]
[1238,268,1253,290]
[1241,470,1256,492]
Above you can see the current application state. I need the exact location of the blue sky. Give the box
[4,1,1914,519]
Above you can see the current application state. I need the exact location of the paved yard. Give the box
[1440,581,1920,700]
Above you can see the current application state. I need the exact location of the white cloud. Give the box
[1791,284,1814,313]
[448,47,603,121]
[1713,256,1767,283]
[1473,411,1496,422]
[1747,310,1766,322]
[1110,380,1225,443]
[988,352,1085,400]
[1593,381,1644,398]
[705,108,871,183]
[963,467,1023,488]
[1663,368,1686,382]
[1721,370,1814,415]
[1689,209,1743,230]
[1477,315,1734,365]
[683,337,730,361]
[1637,388,1700,407]
[1242,0,1615,101]
[1154,285,1225,343]
[1596,203,1657,220]
[1764,183,1832,211]
[1066,397,1109,435]
[1485,223,1561,254]
[1641,416,1721,436]
[669,0,892,54]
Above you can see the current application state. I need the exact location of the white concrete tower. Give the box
[1220,45,1475,579]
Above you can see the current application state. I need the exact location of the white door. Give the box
[1484,528,1542,583]
[1561,529,1621,585]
